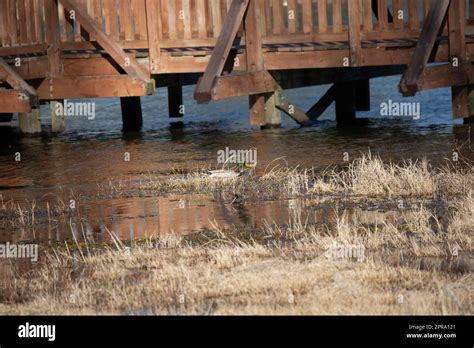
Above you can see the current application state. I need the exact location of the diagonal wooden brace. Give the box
[0,58,38,107]
[194,0,250,104]
[59,0,151,83]
[399,0,451,96]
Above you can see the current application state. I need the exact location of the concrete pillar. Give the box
[19,109,41,135]
[120,97,143,132]
[167,75,183,118]
[335,82,357,126]
[50,100,66,133]
[262,92,281,129]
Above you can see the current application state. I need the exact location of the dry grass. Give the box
[313,153,474,197]
[1,191,471,315]
[135,153,473,200]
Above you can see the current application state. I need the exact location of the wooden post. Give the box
[335,82,357,126]
[19,109,42,135]
[356,79,371,111]
[348,0,362,67]
[262,92,281,129]
[449,0,469,118]
[145,0,162,74]
[44,0,62,81]
[120,97,143,132]
[167,75,184,118]
[51,100,66,133]
[245,0,267,126]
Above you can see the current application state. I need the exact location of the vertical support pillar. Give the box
[355,79,371,111]
[262,92,281,129]
[120,97,143,132]
[448,0,469,118]
[19,109,41,135]
[335,82,357,126]
[44,0,62,83]
[50,100,66,133]
[145,0,161,74]
[245,0,267,127]
[167,74,183,118]
[348,0,362,67]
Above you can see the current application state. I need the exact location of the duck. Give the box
[207,162,256,178]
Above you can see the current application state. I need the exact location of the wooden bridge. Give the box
[0,0,473,133]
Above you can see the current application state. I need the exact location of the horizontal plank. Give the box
[37,76,155,99]
[419,64,474,91]
[208,70,280,101]
[0,44,48,57]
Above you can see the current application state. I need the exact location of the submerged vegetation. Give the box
[0,154,472,315]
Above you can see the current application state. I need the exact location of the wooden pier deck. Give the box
[1,0,474,133]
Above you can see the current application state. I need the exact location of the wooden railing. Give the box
[2,0,467,49]
[0,0,47,47]
[0,1,473,60]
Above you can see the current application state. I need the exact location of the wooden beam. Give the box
[0,58,38,106]
[306,85,336,120]
[246,0,266,126]
[448,0,469,118]
[399,0,451,96]
[37,76,155,99]
[0,90,35,113]
[59,0,151,83]
[418,64,474,91]
[121,97,143,132]
[167,74,184,118]
[335,81,357,126]
[209,70,280,100]
[194,0,250,103]
[145,0,162,74]
[348,0,362,66]
[44,0,62,78]
[275,91,312,127]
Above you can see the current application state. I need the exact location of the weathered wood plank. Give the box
[275,91,312,126]
[306,84,336,119]
[317,0,328,33]
[399,0,451,96]
[210,71,279,100]
[393,0,404,30]
[59,0,151,82]
[246,0,267,126]
[332,0,342,33]
[146,0,161,74]
[37,76,154,99]
[194,0,250,103]
[449,0,468,118]
[0,58,38,103]
[348,0,362,66]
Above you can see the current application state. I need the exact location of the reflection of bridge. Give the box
[0,0,473,134]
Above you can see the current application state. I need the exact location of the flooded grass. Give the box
[0,155,472,315]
